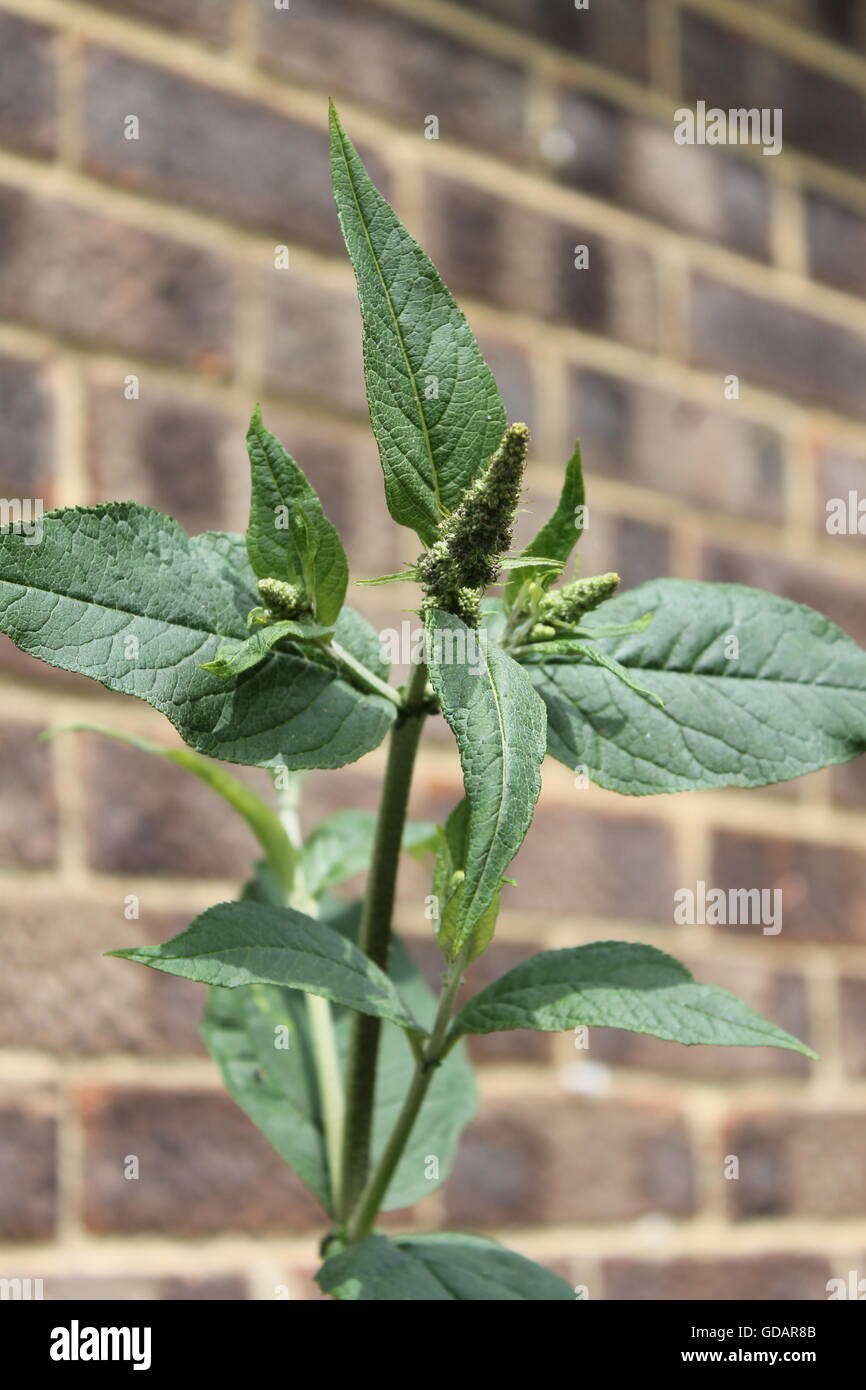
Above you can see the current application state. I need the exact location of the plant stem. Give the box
[329,639,403,707]
[275,773,346,1208]
[338,658,430,1219]
[305,993,345,1205]
[345,945,470,1243]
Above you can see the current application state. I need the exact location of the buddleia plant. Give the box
[2,104,866,1302]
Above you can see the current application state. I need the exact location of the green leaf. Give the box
[528,578,866,794]
[45,725,297,895]
[245,407,348,625]
[425,609,546,956]
[505,441,584,607]
[498,555,564,573]
[332,604,391,682]
[301,810,436,898]
[201,618,332,678]
[202,979,330,1206]
[451,941,817,1058]
[111,900,420,1032]
[329,102,506,544]
[0,504,395,770]
[202,908,475,1214]
[355,569,419,587]
[317,1232,575,1301]
[431,799,500,963]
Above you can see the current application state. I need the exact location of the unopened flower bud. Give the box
[257,578,310,620]
[537,572,619,628]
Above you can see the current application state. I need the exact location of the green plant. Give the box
[2,105,865,1301]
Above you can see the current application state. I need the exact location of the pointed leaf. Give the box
[330,103,505,543]
[112,900,420,1032]
[529,578,866,794]
[425,609,546,955]
[202,908,475,1214]
[317,1232,574,1301]
[202,618,332,678]
[245,407,348,624]
[505,441,584,607]
[0,505,395,770]
[451,942,816,1057]
[203,980,330,1206]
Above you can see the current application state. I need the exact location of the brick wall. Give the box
[1,0,866,1301]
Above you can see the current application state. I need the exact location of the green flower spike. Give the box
[536,571,620,629]
[418,423,529,627]
[256,578,311,621]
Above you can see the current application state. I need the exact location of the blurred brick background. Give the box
[1,0,866,1301]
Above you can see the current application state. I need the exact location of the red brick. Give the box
[425,175,657,349]
[550,95,771,261]
[831,755,866,808]
[84,51,354,252]
[0,353,54,503]
[555,504,672,593]
[161,1275,249,1300]
[0,1097,57,1240]
[465,0,649,82]
[510,802,676,922]
[691,276,866,421]
[83,735,265,878]
[806,192,866,300]
[713,829,866,943]
[840,977,866,1077]
[0,896,207,1055]
[0,14,57,157]
[86,378,235,534]
[81,1087,323,1234]
[604,1253,832,1300]
[0,723,58,868]
[475,334,535,426]
[262,274,366,415]
[0,186,234,369]
[445,1095,695,1228]
[762,0,866,50]
[816,441,866,547]
[29,1273,247,1300]
[682,14,866,177]
[702,543,866,648]
[569,368,784,522]
[728,1111,866,1219]
[258,0,528,160]
[592,957,810,1077]
[88,0,232,44]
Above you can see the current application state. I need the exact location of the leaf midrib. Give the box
[459,646,509,933]
[542,657,865,696]
[332,118,442,515]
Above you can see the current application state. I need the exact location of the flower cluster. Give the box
[529,572,620,640]
[418,423,529,627]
